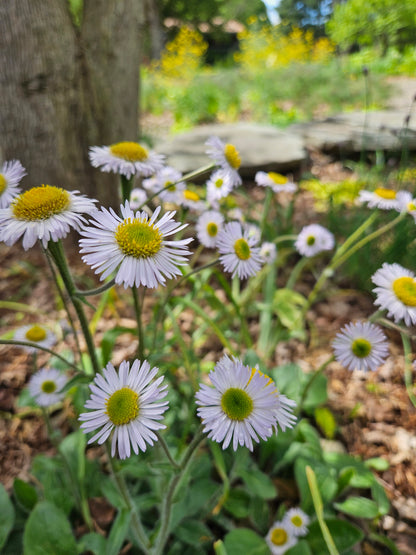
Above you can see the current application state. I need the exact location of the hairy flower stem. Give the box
[120,175,133,203]
[47,240,101,375]
[132,286,145,360]
[400,332,416,408]
[152,429,205,555]
[0,340,81,372]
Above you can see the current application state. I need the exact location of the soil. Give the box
[1,76,416,553]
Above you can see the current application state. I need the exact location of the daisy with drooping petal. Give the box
[0,185,97,250]
[14,324,57,354]
[283,508,310,537]
[372,263,416,326]
[89,141,165,179]
[358,188,400,210]
[79,202,192,288]
[206,169,234,203]
[294,223,335,257]
[129,188,148,210]
[0,160,27,208]
[217,221,263,279]
[195,355,296,451]
[205,136,242,188]
[79,359,168,459]
[332,321,389,372]
[196,210,224,248]
[255,171,298,194]
[147,166,185,203]
[260,242,277,264]
[29,368,68,407]
[265,521,298,555]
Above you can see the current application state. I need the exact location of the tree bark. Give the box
[0,0,143,207]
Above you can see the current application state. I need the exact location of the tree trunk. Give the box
[0,0,144,207]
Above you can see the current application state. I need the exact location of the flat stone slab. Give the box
[155,123,308,177]
[288,109,416,153]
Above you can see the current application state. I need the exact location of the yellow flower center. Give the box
[183,190,200,202]
[221,388,253,421]
[392,276,416,306]
[109,141,148,162]
[291,515,303,527]
[270,527,288,546]
[12,186,70,221]
[0,174,7,195]
[206,222,218,237]
[25,325,47,342]
[234,238,251,260]
[407,202,416,212]
[306,235,316,246]
[351,338,372,358]
[41,380,57,394]
[106,387,139,426]
[268,172,288,185]
[115,217,163,259]
[224,144,241,170]
[374,188,396,200]
[215,178,224,189]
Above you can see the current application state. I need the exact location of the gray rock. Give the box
[155,123,308,178]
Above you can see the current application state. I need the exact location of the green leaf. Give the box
[223,528,269,555]
[365,457,390,471]
[238,468,276,500]
[371,481,390,516]
[336,467,356,495]
[302,373,328,411]
[271,363,304,403]
[59,430,86,484]
[0,484,15,550]
[368,532,401,555]
[173,519,213,547]
[31,455,75,515]
[106,509,131,555]
[223,488,251,518]
[23,501,77,555]
[77,532,107,555]
[295,459,338,513]
[286,540,313,554]
[13,479,38,512]
[314,407,336,439]
[307,518,364,553]
[334,496,379,519]
[273,288,307,331]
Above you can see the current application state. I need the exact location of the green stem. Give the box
[0,339,82,372]
[47,240,101,375]
[120,175,133,204]
[331,212,378,264]
[400,332,416,408]
[106,445,150,553]
[152,429,205,555]
[258,263,277,355]
[155,431,181,470]
[132,287,145,360]
[298,356,335,414]
[260,187,273,234]
[286,256,310,290]
[74,278,116,297]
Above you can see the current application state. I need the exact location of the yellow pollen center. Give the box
[306,235,316,246]
[106,387,139,426]
[115,218,162,259]
[109,142,148,162]
[0,174,7,195]
[221,387,253,421]
[408,202,416,212]
[234,238,251,260]
[206,222,218,237]
[268,172,288,185]
[12,186,70,221]
[270,528,288,546]
[184,190,200,201]
[41,380,57,394]
[351,338,372,358]
[374,187,396,200]
[25,325,47,342]
[224,144,241,170]
[291,515,303,527]
[215,178,224,188]
[392,276,416,306]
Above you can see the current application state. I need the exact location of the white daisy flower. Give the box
[129,188,148,210]
[176,189,206,212]
[358,188,400,210]
[294,223,335,257]
[372,263,416,326]
[79,359,168,459]
[396,191,416,220]
[29,368,68,407]
[206,169,234,203]
[89,141,165,179]
[196,210,224,248]
[195,355,296,451]
[205,136,242,188]
[227,207,244,222]
[79,202,192,289]
[246,223,261,244]
[0,185,98,250]
[255,171,298,194]
[0,160,27,208]
[282,508,310,537]
[260,242,277,264]
[332,321,389,372]
[14,324,57,354]
[217,221,263,279]
[265,521,298,555]
[145,166,185,203]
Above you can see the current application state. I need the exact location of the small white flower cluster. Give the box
[266,508,310,555]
